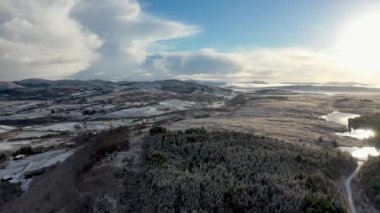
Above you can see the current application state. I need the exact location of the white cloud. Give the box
[0,0,198,81]
[0,0,102,80]
[143,49,245,76]
[143,48,347,83]
[0,0,375,84]
[73,0,199,80]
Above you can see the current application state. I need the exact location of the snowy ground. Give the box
[30,122,82,132]
[0,101,45,116]
[12,130,59,139]
[102,99,200,119]
[0,125,15,134]
[0,112,45,121]
[102,107,166,119]
[209,101,225,108]
[0,149,74,190]
[0,141,31,151]
[85,120,132,131]
[158,99,197,111]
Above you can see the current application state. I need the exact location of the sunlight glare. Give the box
[334,10,380,74]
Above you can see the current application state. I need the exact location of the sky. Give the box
[1,0,380,83]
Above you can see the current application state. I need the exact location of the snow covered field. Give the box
[0,141,31,151]
[0,125,15,134]
[103,107,166,118]
[31,123,82,132]
[158,99,197,111]
[0,149,74,190]
[0,113,45,121]
[102,99,200,118]
[12,131,59,139]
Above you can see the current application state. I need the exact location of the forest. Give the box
[359,157,380,211]
[349,113,380,148]
[0,127,361,212]
[350,113,380,211]
[142,127,356,212]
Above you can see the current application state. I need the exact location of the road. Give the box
[344,161,363,213]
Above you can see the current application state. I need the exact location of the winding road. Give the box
[344,161,363,213]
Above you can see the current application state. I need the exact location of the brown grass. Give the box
[0,133,10,140]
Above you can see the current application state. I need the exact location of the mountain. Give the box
[14,78,53,87]
[185,80,227,87]
[324,82,370,86]
[0,82,23,91]
[0,79,233,100]
[244,80,268,84]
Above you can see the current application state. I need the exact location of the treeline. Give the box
[347,114,380,211]
[143,127,355,213]
[349,113,380,130]
[359,156,380,210]
[348,114,380,147]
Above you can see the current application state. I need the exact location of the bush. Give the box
[12,146,38,156]
[0,182,21,208]
[149,126,167,136]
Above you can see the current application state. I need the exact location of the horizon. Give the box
[1,0,380,84]
[1,77,380,87]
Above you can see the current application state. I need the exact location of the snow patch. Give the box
[0,149,74,191]
[32,123,82,132]
[103,107,166,118]
[158,99,196,111]
[0,141,31,151]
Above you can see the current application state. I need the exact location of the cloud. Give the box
[143,49,245,76]
[72,0,199,80]
[0,0,102,80]
[0,0,198,81]
[0,0,372,83]
[142,48,346,83]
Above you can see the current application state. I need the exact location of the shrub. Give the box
[149,126,167,136]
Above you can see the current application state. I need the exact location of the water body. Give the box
[320,111,375,140]
[320,111,360,127]
[320,111,379,159]
[336,129,375,140]
[338,147,379,161]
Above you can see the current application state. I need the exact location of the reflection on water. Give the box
[320,111,375,140]
[321,111,380,161]
[336,129,375,140]
[320,111,360,127]
[338,147,380,161]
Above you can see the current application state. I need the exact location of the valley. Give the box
[0,79,380,212]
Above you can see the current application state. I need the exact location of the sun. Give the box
[334,10,380,74]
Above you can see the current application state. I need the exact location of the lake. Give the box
[321,111,378,160]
